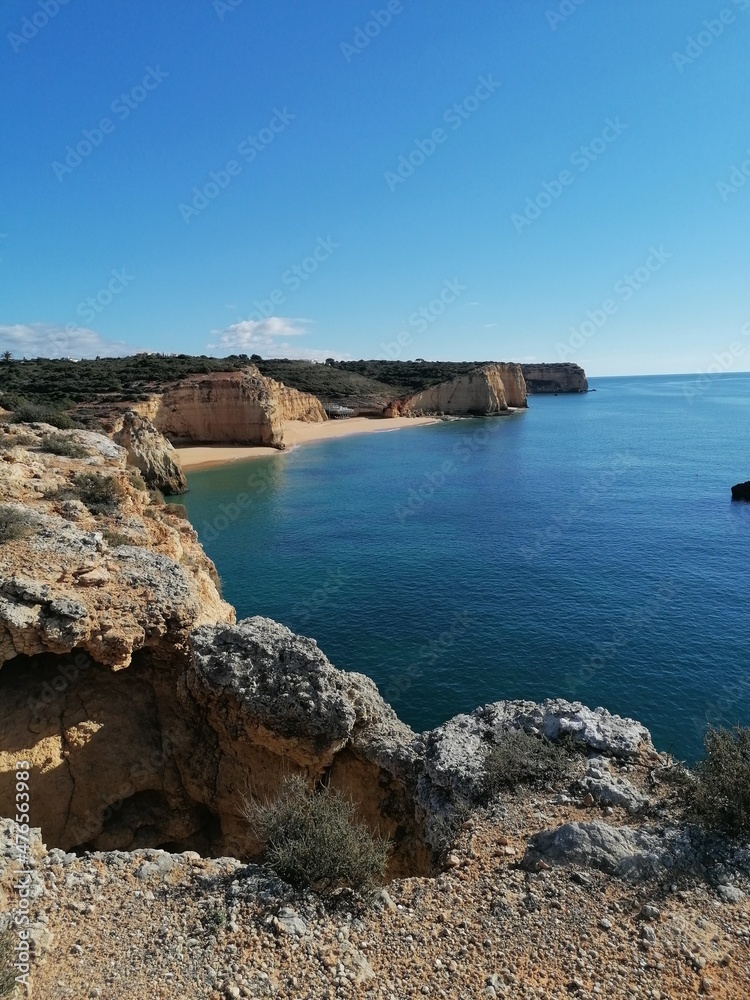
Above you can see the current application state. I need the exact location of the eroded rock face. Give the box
[184,618,425,872]
[144,367,326,447]
[521,363,588,393]
[113,410,187,496]
[396,363,527,416]
[414,699,655,848]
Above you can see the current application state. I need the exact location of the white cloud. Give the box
[0,323,136,359]
[208,316,348,361]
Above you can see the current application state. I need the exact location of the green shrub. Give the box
[0,928,16,996]
[69,472,126,514]
[686,726,750,836]
[483,730,574,795]
[0,431,36,451]
[127,469,148,492]
[10,404,78,429]
[244,775,388,896]
[40,434,89,458]
[0,506,33,544]
[101,529,134,547]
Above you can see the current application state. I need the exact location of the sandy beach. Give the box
[176,416,439,471]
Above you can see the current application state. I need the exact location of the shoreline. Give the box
[175,416,440,471]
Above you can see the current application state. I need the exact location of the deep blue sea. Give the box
[172,373,750,761]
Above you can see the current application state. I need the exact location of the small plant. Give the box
[0,431,37,451]
[69,472,126,514]
[126,469,148,492]
[483,730,574,796]
[10,403,78,429]
[39,434,89,459]
[0,928,16,997]
[685,726,750,836]
[203,907,227,934]
[244,775,388,896]
[0,505,33,544]
[101,529,134,547]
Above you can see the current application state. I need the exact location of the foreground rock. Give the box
[731,480,750,501]
[113,409,188,495]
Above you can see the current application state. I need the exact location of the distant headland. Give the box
[0,355,588,484]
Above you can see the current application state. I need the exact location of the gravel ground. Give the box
[16,793,750,1000]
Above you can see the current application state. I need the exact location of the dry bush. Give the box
[244,775,388,896]
[483,730,574,795]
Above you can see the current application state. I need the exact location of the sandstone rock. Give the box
[138,367,326,448]
[398,363,527,416]
[521,363,588,393]
[184,618,424,870]
[113,410,188,495]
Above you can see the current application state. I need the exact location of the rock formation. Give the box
[113,410,188,495]
[392,363,527,417]
[137,368,326,448]
[0,432,658,871]
[731,481,750,501]
[521,363,588,393]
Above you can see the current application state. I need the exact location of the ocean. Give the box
[172,373,750,761]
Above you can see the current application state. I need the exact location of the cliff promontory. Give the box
[521,362,589,393]
[391,362,527,417]
[139,368,326,448]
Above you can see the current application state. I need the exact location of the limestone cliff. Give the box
[140,367,326,448]
[0,433,655,867]
[521,363,588,393]
[393,362,527,417]
[112,410,188,496]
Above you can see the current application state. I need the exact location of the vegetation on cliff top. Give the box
[0,354,547,420]
[244,775,388,897]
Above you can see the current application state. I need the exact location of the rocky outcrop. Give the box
[113,410,187,495]
[139,367,326,448]
[393,363,527,417]
[521,363,588,393]
[183,618,425,873]
[731,481,750,501]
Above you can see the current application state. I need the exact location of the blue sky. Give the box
[1,0,749,375]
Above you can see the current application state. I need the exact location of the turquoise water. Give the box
[173,374,750,761]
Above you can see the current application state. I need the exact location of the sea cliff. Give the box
[1,425,748,999]
[521,363,588,393]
